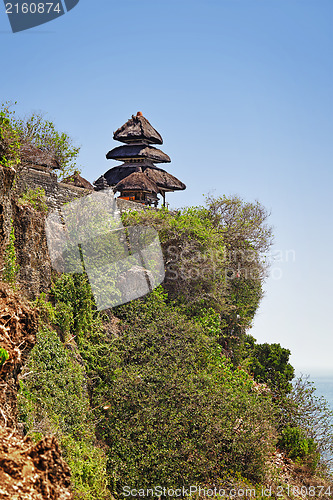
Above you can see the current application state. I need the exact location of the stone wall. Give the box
[15,166,91,211]
[15,166,149,213]
[116,197,150,213]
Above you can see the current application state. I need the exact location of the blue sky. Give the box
[1,0,332,373]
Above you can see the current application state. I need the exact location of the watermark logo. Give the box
[45,189,165,311]
[3,0,80,33]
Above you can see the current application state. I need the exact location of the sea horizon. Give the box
[295,368,333,412]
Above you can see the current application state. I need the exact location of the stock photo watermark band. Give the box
[3,0,79,33]
[45,189,165,311]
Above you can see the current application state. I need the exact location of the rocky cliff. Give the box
[0,165,89,299]
[0,164,86,499]
[0,283,73,499]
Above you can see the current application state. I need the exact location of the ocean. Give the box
[307,373,333,467]
[295,372,333,467]
[295,370,333,410]
[310,374,333,411]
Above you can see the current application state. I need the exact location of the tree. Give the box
[0,102,80,178]
[15,111,81,179]
[0,102,21,169]
[284,375,333,469]
[248,342,295,397]
[206,194,273,259]
[205,195,274,365]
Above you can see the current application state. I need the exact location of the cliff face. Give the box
[0,165,85,498]
[0,166,16,275]
[0,283,73,499]
[14,202,52,300]
[0,165,146,299]
[0,283,37,429]
[0,166,52,299]
[0,165,91,299]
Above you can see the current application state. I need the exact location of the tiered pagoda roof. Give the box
[101,164,185,192]
[94,112,186,206]
[116,171,159,194]
[106,144,171,164]
[113,113,163,145]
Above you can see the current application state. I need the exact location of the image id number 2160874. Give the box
[5,3,61,14]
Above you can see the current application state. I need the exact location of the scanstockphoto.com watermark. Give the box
[164,245,296,282]
[3,0,80,33]
[122,485,257,498]
[122,484,333,498]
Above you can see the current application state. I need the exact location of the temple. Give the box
[94,112,186,206]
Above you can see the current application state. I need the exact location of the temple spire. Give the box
[94,112,186,207]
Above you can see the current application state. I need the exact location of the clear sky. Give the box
[1,0,332,373]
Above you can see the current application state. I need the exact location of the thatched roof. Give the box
[106,144,171,164]
[99,112,186,197]
[114,112,163,145]
[93,175,109,191]
[116,172,159,194]
[95,164,186,192]
[20,143,60,169]
[62,172,94,190]
[96,165,141,187]
[144,167,186,191]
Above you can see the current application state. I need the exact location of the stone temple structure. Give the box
[94,112,186,206]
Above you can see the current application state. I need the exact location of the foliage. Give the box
[14,111,81,179]
[32,292,56,323]
[50,273,117,400]
[122,206,228,313]
[61,435,110,500]
[3,222,20,286]
[105,289,275,492]
[122,198,272,324]
[51,273,101,342]
[18,324,110,499]
[15,196,333,494]
[283,375,333,469]
[0,102,21,169]
[0,347,9,367]
[18,326,92,439]
[122,198,274,372]
[17,187,48,213]
[46,274,277,492]
[247,343,295,397]
[205,193,273,260]
[0,101,81,178]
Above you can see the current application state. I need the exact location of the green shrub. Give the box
[102,289,276,493]
[48,274,277,492]
[18,324,110,499]
[284,375,333,470]
[18,187,48,213]
[247,343,295,397]
[61,435,109,500]
[0,102,21,168]
[15,111,81,179]
[278,425,319,469]
[0,101,81,178]
[33,292,56,324]
[122,206,228,314]
[18,326,92,439]
[0,347,9,366]
[122,198,273,370]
